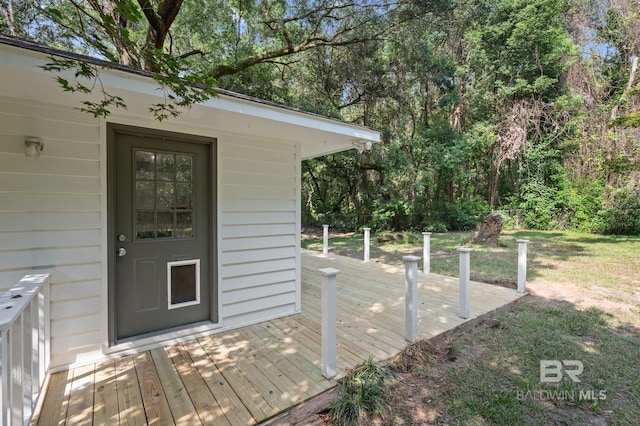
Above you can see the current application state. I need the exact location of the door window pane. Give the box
[156,182,174,209]
[156,153,174,181]
[134,149,195,240]
[176,155,192,182]
[136,211,155,239]
[176,212,193,238]
[135,181,155,209]
[156,211,174,238]
[135,151,154,180]
[175,183,192,209]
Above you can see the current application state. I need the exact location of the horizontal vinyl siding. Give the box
[0,98,103,368]
[219,136,299,327]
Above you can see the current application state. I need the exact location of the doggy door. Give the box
[167,259,200,309]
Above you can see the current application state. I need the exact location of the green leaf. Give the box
[46,7,63,20]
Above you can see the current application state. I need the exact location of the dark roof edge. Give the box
[0,34,379,135]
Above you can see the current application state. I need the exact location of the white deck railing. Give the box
[0,271,51,426]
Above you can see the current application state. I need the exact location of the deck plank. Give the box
[211,332,297,413]
[165,345,231,426]
[289,312,391,363]
[197,335,273,421]
[93,359,120,426]
[228,328,311,401]
[149,347,200,425]
[115,355,147,426]
[270,316,362,372]
[65,363,95,425]
[239,325,332,394]
[36,368,73,426]
[133,351,174,425]
[235,326,323,397]
[301,289,408,353]
[181,339,255,426]
[250,322,335,385]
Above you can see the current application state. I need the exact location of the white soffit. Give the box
[0,41,380,160]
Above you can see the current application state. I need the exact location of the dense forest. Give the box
[2,0,638,234]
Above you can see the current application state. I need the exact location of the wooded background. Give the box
[2,0,638,234]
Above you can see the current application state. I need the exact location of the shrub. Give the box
[597,186,640,235]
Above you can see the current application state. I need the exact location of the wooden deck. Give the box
[32,250,523,425]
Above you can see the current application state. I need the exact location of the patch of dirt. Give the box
[302,226,358,240]
[527,279,638,314]
[392,338,455,373]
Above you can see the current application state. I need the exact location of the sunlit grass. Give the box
[433,302,640,424]
[302,229,640,289]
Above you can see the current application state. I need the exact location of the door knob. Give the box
[117,247,127,257]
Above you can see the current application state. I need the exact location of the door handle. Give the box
[117,247,127,257]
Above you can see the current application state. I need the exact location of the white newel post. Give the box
[517,239,530,293]
[457,248,472,319]
[322,224,329,255]
[0,271,51,426]
[403,256,421,342]
[319,267,340,379]
[363,228,371,262]
[422,232,432,274]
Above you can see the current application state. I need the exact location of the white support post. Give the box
[319,267,340,379]
[363,228,371,262]
[422,232,432,274]
[457,248,472,319]
[517,239,530,293]
[11,312,24,426]
[1,327,11,426]
[402,256,421,342]
[322,224,329,255]
[29,297,39,408]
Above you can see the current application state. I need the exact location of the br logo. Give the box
[540,360,584,383]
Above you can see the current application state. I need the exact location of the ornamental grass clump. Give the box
[328,355,396,425]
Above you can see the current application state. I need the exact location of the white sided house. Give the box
[0,36,380,371]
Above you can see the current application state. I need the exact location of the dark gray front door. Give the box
[110,127,215,341]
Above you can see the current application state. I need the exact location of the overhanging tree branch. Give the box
[209,36,373,79]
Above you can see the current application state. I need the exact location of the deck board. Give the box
[166,344,231,426]
[34,250,523,425]
[93,359,119,425]
[132,351,173,426]
[66,364,94,425]
[198,335,272,421]
[37,367,71,426]
[114,355,146,426]
[182,339,254,426]
[211,332,296,414]
[150,347,200,425]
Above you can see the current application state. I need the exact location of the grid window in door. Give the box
[135,149,194,240]
[167,259,200,309]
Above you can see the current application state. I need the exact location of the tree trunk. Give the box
[470,213,503,246]
[137,0,184,71]
[611,56,638,121]
[102,1,140,68]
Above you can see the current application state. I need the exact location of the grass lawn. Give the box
[302,228,640,425]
